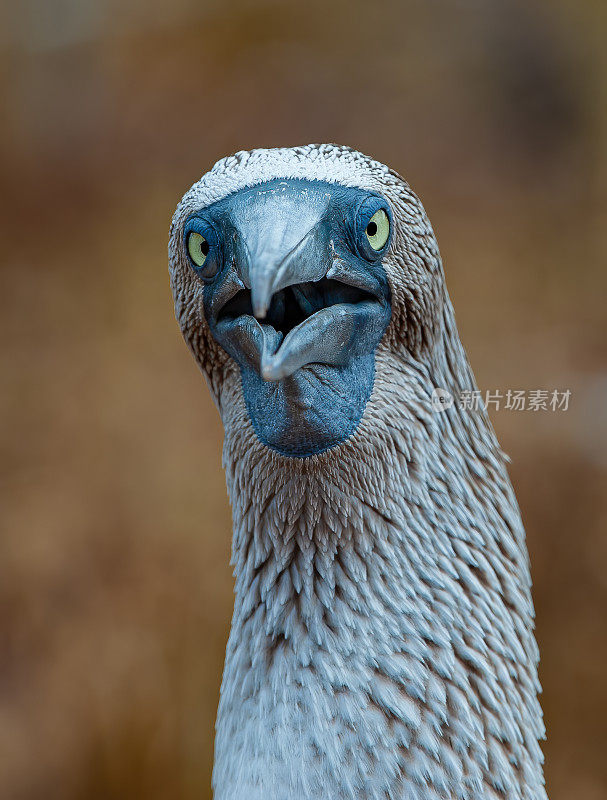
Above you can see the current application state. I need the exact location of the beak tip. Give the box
[251,287,270,320]
[261,365,277,382]
[260,353,282,382]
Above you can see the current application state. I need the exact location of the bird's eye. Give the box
[365,209,390,251]
[187,232,210,267]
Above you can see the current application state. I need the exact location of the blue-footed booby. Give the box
[168,144,546,800]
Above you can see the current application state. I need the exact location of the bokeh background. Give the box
[1,0,606,798]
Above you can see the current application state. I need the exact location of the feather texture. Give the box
[168,145,546,799]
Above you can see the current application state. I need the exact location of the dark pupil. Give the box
[366,221,378,237]
[200,239,210,256]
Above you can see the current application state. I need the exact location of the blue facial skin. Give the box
[184,180,392,457]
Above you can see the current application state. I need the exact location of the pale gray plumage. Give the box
[168,144,546,800]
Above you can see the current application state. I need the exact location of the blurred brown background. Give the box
[1,0,605,798]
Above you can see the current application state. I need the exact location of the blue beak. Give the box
[202,180,391,383]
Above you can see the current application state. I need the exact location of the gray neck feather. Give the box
[212,305,546,800]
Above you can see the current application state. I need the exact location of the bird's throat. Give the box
[212,404,545,800]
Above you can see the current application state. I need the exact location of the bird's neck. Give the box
[212,341,545,800]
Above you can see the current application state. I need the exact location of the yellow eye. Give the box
[187,232,209,267]
[365,209,390,250]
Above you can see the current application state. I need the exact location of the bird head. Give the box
[169,145,446,458]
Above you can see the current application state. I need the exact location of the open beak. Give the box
[206,189,390,382]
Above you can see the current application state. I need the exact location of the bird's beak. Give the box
[240,217,330,321]
[206,187,390,383]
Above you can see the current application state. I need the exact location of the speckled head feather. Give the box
[168,145,546,800]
